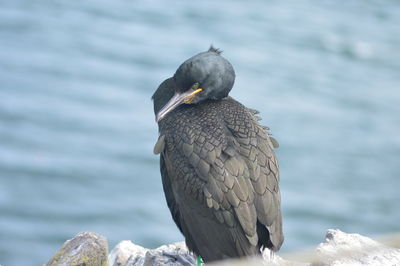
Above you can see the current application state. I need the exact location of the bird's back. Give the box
[156,97,283,262]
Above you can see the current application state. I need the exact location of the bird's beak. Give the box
[156,88,203,123]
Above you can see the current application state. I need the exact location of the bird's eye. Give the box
[182,83,203,104]
[191,82,200,90]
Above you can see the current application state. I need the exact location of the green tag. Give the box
[196,255,204,266]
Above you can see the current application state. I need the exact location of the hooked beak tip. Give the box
[155,92,183,123]
[155,114,163,123]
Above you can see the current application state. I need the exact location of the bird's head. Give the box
[153,47,235,123]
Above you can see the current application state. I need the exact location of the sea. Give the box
[0,0,399,265]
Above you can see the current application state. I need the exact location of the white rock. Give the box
[315,229,400,266]
[108,229,400,266]
[108,241,148,266]
[108,241,195,266]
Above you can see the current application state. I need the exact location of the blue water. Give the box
[1,0,399,265]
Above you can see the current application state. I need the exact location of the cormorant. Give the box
[152,47,283,263]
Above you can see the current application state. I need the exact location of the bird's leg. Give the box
[261,247,275,262]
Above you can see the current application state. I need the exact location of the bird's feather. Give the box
[157,97,283,262]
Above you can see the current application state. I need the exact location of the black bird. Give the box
[152,47,283,262]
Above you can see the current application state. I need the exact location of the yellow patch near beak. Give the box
[156,88,204,122]
[183,88,203,104]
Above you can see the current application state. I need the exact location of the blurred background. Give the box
[1,0,399,265]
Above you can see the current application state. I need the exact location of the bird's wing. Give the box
[204,106,283,250]
[226,108,283,250]
[155,135,204,254]
[159,153,184,234]
[154,135,182,233]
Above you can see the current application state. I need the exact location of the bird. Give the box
[152,46,283,263]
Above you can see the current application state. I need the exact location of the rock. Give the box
[46,231,108,266]
[108,229,400,266]
[108,241,195,266]
[108,241,147,266]
[46,230,399,266]
[314,229,400,265]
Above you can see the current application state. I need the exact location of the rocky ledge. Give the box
[45,229,400,266]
